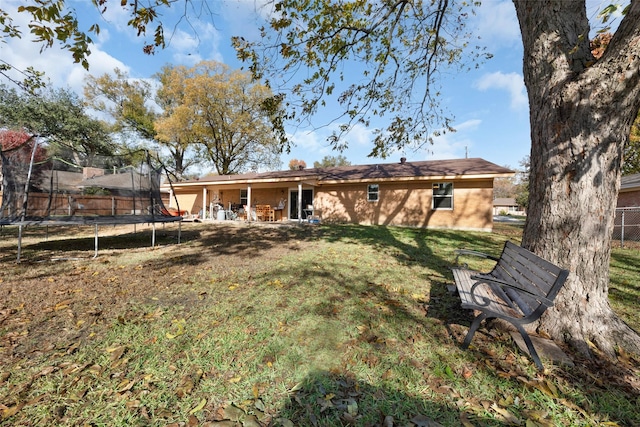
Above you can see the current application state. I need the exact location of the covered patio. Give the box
[167,171,320,223]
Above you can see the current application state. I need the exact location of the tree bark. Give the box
[513,0,640,358]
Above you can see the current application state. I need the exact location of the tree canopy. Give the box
[234,0,489,158]
[84,69,157,142]
[154,61,284,175]
[313,155,351,168]
[0,85,114,166]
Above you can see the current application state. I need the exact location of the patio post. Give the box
[202,187,207,219]
[247,185,252,221]
[298,183,303,223]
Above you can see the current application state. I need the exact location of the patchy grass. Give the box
[0,221,639,426]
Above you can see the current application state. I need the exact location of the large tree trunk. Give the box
[513,0,640,358]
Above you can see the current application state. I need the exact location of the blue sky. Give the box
[1,0,619,173]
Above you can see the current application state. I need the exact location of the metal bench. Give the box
[451,241,570,369]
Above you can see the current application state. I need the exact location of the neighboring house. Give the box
[165,157,514,232]
[493,197,524,216]
[614,173,640,241]
[617,173,640,207]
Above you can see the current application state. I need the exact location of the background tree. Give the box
[313,155,351,168]
[492,174,518,200]
[514,156,530,213]
[0,85,114,167]
[154,64,209,178]
[176,61,283,175]
[84,69,157,143]
[0,130,49,216]
[627,120,640,175]
[288,159,306,170]
[591,32,640,176]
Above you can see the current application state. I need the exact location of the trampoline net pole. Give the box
[93,224,98,258]
[17,224,23,263]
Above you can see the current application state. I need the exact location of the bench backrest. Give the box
[490,241,570,315]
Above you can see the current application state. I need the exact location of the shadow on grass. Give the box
[266,370,502,426]
[1,221,638,425]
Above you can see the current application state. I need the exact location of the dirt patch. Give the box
[0,222,321,363]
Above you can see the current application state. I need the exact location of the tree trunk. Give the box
[513,0,640,358]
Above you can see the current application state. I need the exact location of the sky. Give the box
[0,0,620,174]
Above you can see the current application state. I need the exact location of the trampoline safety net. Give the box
[1,141,182,226]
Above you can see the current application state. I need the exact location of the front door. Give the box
[289,189,313,219]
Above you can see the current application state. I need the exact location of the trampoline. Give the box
[1,138,183,262]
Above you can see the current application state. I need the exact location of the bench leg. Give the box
[514,325,544,370]
[462,313,545,370]
[462,313,487,349]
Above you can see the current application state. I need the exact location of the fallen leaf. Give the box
[444,365,455,380]
[460,412,475,427]
[107,345,126,361]
[410,414,444,426]
[491,403,522,425]
[116,379,136,394]
[188,398,207,415]
[55,299,73,310]
[223,403,246,421]
[242,415,261,427]
[346,398,358,416]
[462,366,473,379]
[1,403,24,420]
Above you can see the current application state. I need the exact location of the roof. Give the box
[80,171,153,191]
[493,198,518,206]
[621,173,640,191]
[37,170,85,192]
[172,158,514,187]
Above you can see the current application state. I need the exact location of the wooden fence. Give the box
[1,192,165,218]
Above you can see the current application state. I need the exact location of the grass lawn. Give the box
[1,221,639,426]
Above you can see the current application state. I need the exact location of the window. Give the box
[367,184,379,202]
[240,189,248,206]
[432,183,453,209]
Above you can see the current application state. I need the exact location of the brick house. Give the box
[164,157,514,232]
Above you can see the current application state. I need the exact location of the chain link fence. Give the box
[613,207,640,247]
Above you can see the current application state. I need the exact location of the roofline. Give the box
[163,158,515,189]
[317,172,514,185]
[168,175,322,188]
[165,171,514,189]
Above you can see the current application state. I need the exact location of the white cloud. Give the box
[412,119,483,160]
[475,72,527,111]
[1,1,129,95]
[472,1,521,50]
[167,22,225,65]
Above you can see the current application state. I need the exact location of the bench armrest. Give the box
[454,249,499,268]
[469,274,555,308]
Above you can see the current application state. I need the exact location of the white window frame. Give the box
[240,189,248,206]
[432,182,453,210]
[367,184,379,202]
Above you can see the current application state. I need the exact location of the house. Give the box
[164,157,514,231]
[493,197,523,216]
[617,173,640,207]
[614,173,640,242]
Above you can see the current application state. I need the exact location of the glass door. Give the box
[289,189,313,219]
